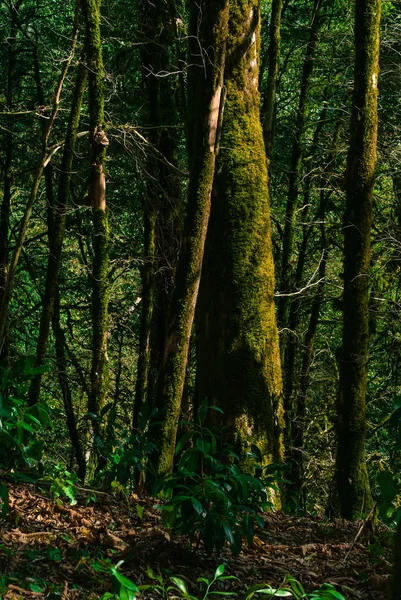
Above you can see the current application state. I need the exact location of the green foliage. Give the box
[100,563,346,600]
[156,402,277,556]
[40,462,79,506]
[245,576,346,599]
[95,405,159,489]
[0,356,52,518]
[0,356,51,469]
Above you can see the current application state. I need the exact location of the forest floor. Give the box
[0,483,393,599]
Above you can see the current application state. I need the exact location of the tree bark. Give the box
[197,0,284,465]
[82,0,110,443]
[133,0,183,425]
[335,0,380,519]
[156,0,230,477]
[0,0,80,350]
[277,0,322,342]
[263,0,282,162]
[28,62,87,406]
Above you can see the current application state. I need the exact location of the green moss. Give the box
[197,0,284,466]
[336,0,380,519]
[157,0,230,476]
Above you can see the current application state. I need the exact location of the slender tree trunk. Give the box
[156,0,230,477]
[52,288,86,480]
[197,0,284,465]
[291,189,328,506]
[28,62,87,406]
[0,1,80,349]
[335,0,380,519]
[263,0,282,161]
[0,1,22,362]
[393,518,401,600]
[82,0,110,441]
[277,0,322,340]
[282,101,328,450]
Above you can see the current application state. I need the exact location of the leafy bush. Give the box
[156,402,278,555]
[94,403,159,490]
[0,356,51,518]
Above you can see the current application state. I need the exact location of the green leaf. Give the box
[170,577,188,595]
[215,564,225,578]
[110,566,139,593]
[135,504,144,519]
[286,577,305,599]
[196,438,211,454]
[191,497,204,515]
[0,484,9,518]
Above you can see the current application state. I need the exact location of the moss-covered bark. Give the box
[197,0,284,465]
[82,0,110,439]
[28,63,87,407]
[335,0,380,519]
[277,0,321,341]
[133,0,183,422]
[156,0,230,476]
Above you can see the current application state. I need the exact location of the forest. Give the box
[0,0,400,597]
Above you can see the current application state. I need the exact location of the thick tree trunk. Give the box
[277,0,321,341]
[28,63,87,406]
[335,0,380,519]
[82,0,110,442]
[197,0,284,465]
[156,0,230,477]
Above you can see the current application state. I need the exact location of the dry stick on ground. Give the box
[341,502,377,565]
[0,0,81,347]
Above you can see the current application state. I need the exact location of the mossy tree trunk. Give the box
[277,0,321,341]
[133,0,183,426]
[28,63,87,407]
[156,0,230,477]
[335,0,380,519]
[82,0,110,443]
[197,0,284,464]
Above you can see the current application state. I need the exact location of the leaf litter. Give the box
[0,482,392,599]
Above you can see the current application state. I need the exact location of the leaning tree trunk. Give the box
[28,62,87,407]
[197,0,284,465]
[335,0,380,519]
[156,0,230,477]
[82,0,110,444]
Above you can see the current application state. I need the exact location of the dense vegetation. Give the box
[1,0,401,597]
